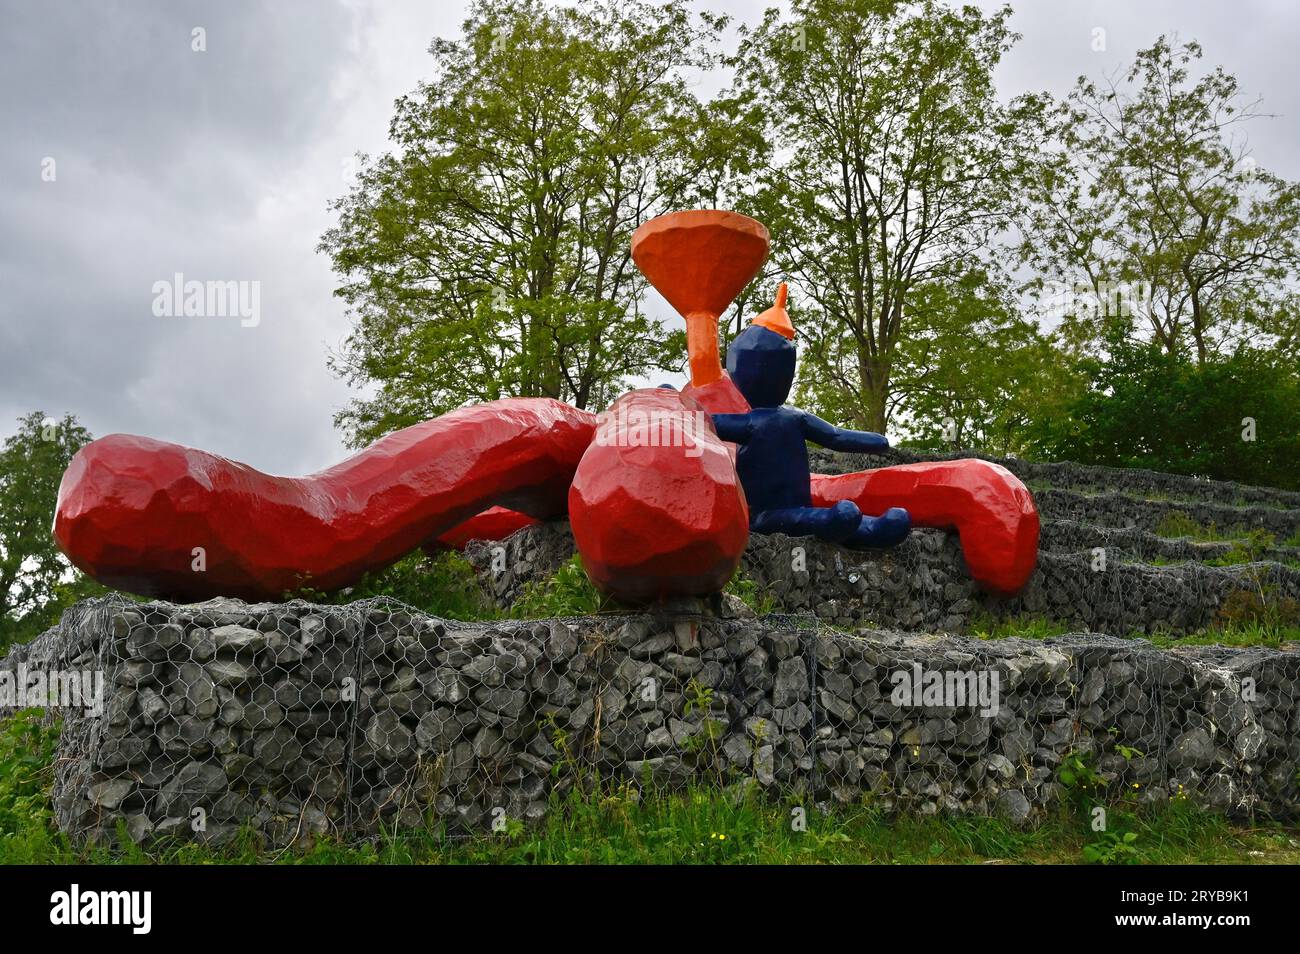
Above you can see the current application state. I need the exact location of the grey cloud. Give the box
[1,0,375,475]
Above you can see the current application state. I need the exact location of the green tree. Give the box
[1018,37,1300,365]
[730,0,1039,433]
[0,412,106,651]
[320,0,735,446]
[1027,336,1300,491]
[884,271,1082,455]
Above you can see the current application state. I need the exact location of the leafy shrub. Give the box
[287,550,498,621]
[0,711,61,855]
[1216,582,1300,631]
[1028,340,1300,491]
[511,555,603,618]
[1155,511,1218,541]
[724,572,775,614]
[1207,529,1277,566]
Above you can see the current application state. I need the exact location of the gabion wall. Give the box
[4,595,1297,850]
[468,522,1300,636]
[466,449,1300,636]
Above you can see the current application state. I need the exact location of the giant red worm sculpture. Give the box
[54,399,596,601]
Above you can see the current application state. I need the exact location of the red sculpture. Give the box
[430,507,540,552]
[569,389,748,602]
[53,208,1040,604]
[811,462,1040,597]
[54,400,595,601]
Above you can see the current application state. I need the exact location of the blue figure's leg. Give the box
[844,507,911,549]
[751,500,862,543]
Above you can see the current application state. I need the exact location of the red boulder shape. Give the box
[569,388,749,602]
[811,460,1040,596]
[54,398,597,602]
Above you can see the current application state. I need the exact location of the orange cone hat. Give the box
[752,282,795,339]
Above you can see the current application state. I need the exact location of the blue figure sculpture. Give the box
[710,284,911,548]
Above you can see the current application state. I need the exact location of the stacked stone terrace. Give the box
[3,597,1297,848]
[471,449,1300,637]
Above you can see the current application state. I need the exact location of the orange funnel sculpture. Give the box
[631,210,769,388]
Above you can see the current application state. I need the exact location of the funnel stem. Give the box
[685,311,722,387]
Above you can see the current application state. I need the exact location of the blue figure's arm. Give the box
[711,413,754,444]
[799,412,889,454]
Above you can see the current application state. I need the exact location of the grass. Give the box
[1136,550,1300,571]
[967,613,1075,640]
[1146,624,1300,649]
[510,554,604,618]
[3,729,1297,866]
[1155,511,1260,544]
[966,610,1300,648]
[302,795,1298,866]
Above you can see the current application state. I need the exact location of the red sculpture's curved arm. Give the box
[811,460,1039,596]
[54,398,596,602]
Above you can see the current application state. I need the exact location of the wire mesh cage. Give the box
[17,591,1297,853]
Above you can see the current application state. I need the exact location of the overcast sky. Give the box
[3,0,1297,475]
